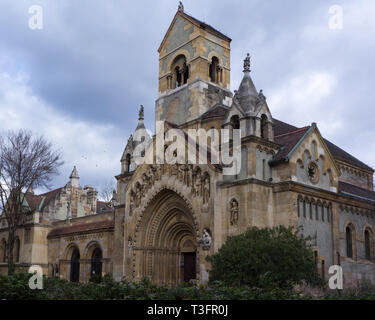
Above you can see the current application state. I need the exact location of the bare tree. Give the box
[99,179,116,203]
[0,130,63,275]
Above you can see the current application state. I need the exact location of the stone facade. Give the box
[113,6,375,288]
[0,5,374,288]
[0,167,114,282]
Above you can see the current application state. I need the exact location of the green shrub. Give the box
[4,270,374,300]
[0,272,305,300]
[206,226,323,289]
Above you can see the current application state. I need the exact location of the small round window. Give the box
[307,161,319,184]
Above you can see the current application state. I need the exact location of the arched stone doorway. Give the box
[91,247,103,278]
[70,248,80,282]
[134,189,198,286]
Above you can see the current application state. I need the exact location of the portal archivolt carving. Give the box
[132,188,199,285]
[129,164,211,215]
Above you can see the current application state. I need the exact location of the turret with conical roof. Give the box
[69,166,80,188]
[234,54,260,116]
[120,105,151,173]
[224,53,274,141]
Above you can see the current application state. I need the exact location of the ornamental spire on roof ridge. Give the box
[139,105,144,121]
[243,53,251,73]
[178,1,184,12]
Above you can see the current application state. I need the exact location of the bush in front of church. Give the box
[206,226,322,289]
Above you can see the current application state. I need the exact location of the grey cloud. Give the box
[0,0,374,188]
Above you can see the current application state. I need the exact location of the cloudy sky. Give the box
[0,0,374,193]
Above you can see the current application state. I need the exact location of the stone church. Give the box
[1,4,375,287]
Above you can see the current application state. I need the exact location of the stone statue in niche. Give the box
[171,164,178,177]
[194,169,202,197]
[202,174,210,204]
[134,184,142,207]
[230,199,239,225]
[129,191,135,215]
[199,228,212,250]
[177,164,185,182]
[185,164,193,187]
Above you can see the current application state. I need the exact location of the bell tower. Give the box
[156,2,233,126]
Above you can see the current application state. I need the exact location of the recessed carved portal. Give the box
[134,189,198,286]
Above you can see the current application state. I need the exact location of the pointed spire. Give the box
[178,1,184,12]
[234,53,259,114]
[26,185,34,195]
[70,166,79,179]
[139,105,144,121]
[69,166,80,188]
[243,53,251,73]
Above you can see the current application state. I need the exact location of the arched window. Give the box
[297,196,303,217]
[260,114,268,139]
[230,115,240,130]
[171,55,188,88]
[14,238,20,263]
[125,154,131,172]
[346,225,353,258]
[309,200,315,219]
[70,248,80,282]
[303,199,307,218]
[209,56,220,83]
[91,247,103,279]
[365,229,371,260]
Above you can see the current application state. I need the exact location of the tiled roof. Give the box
[183,11,231,42]
[323,139,373,171]
[96,201,112,213]
[47,220,114,238]
[24,194,43,211]
[273,118,298,136]
[24,188,62,212]
[338,181,375,202]
[39,188,62,210]
[273,118,373,171]
[271,126,310,163]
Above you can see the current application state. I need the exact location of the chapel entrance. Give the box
[135,189,198,286]
[70,248,80,282]
[90,247,103,278]
[183,252,196,283]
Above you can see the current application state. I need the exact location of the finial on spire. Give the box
[139,105,144,121]
[178,1,184,12]
[243,53,251,73]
